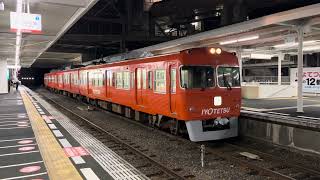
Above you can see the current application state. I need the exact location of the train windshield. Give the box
[180,66,214,89]
[217,66,240,88]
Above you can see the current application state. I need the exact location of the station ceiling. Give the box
[0,0,98,68]
[1,0,320,69]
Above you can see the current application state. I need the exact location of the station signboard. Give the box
[290,67,320,93]
[10,12,42,33]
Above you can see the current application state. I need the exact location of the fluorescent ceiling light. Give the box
[7,65,21,69]
[242,53,274,60]
[0,1,4,11]
[219,35,259,45]
[274,40,317,48]
[303,45,320,51]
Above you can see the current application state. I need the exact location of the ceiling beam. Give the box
[82,17,124,24]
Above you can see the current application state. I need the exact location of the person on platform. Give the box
[7,79,10,93]
[15,80,20,91]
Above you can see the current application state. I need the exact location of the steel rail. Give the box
[41,94,186,180]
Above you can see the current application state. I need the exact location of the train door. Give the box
[136,68,147,105]
[169,66,177,113]
[105,70,111,98]
[87,71,90,95]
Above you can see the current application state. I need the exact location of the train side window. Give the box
[116,72,123,89]
[108,71,113,87]
[137,69,141,89]
[154,69,166,93]
[131,72,135,88]
[123,72,130,89]
[142,69,147,89]
[148,71,153,89]
[171,69,176,93]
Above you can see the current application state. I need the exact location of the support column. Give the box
[0,60,8,94]
[236,50,243,83]
[297,27,304,113]
[278,53,284,85]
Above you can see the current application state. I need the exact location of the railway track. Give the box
[40,93,189,180]
[38,89,320,180]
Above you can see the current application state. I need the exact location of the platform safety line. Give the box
[0,137,35,143]
[20,90,83,180]
[0,172,48,180]
[0,117,28,120]
[0,127,31,130]
[0,160,43,169]
[0,143,37,149]
[0,121,29,124]
[0,150,39,157]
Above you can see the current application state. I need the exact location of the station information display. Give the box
[290,67,320,93]
[10,12,42,33]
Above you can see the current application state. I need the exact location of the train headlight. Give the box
[209,48,216,54]
[216,48,222,54]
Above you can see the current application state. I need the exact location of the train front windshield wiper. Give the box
[222,72,232,90]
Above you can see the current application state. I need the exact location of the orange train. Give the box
[44,47,241,141]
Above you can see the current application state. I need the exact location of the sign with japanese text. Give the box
[290,67,320,93]
[10,12,42,33]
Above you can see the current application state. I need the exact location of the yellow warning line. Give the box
[20,89,83,180]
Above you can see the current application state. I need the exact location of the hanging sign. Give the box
[10,12,42,33]
[290,67,320,93]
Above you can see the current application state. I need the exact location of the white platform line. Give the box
[80,168,100,180]
[297,116,320,120]
[39,112,45,115]
[0,144,36,149]
[52,130,63,137]
[0,124,27,127]
[0,161,43,169]
[72,156,86,165]
[0,150,39,157]
[0,113,26,116]
[0,127,30,130]
[0,172,47,180]
[0,121,29,124]
[48,123,57,129]
[58,139,72,147]
[0,137,35,143]
[0,117,28,120]
[267,112,290,116]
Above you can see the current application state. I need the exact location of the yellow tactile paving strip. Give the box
[20,90,83,180]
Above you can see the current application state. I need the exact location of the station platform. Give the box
[240,96,320,154]
[241,96,320,130]
[0,87,147,180]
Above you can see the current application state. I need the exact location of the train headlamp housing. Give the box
[209,48,222,55]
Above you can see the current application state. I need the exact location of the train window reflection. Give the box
[217,67,240,88]
[180,66,214,89]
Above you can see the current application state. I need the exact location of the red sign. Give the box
[63,147,89,157]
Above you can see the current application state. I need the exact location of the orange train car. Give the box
[45,47,241,141]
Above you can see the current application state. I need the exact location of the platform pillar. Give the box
[297,26,304,113]
[236,50,243,83]
[277,53,284,85]
[0,60,8,94]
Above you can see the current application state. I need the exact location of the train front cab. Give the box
[178,48,241,142]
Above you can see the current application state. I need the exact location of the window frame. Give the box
[179,65,216,90]
[170,68,177,93]
[216,65,241,89]
[154,69,167,94]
